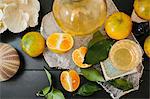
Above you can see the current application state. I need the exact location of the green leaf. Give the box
[37,68,64,99]
[77,82,101,96]
[46,88,65,99]
[44,67,52,88]
[109,78,133,91]
[80,68,105,82]
[85,39,114,65]
[88,31,105,48]
[36,86,50,97]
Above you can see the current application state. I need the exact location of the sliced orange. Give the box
[72,47,91,68]
[60,70,80,92]
[46,33,74,53]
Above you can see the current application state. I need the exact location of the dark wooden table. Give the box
[0,0,149,99]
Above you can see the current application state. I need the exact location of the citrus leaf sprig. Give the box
[36,67,65,99]
[76,68,104,96]
[36,86,50,97]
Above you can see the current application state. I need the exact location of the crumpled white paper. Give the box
[41,12,92,72]
[40,0,144,98]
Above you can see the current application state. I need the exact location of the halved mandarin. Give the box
[60,70,80,92]
[46,33,74,53]
[72,47,91,68]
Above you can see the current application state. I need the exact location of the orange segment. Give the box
[60,71,72,91]
[60,35,73,50]
[69,70,80,90]
[72,47,91,68]
[60,70,80,92]
[46,33,74,53]
[47,34,59,48]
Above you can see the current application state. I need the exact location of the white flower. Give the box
[0,5,7,33]
[0,0,40,33]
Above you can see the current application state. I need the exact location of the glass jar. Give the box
[53,0,107,36]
